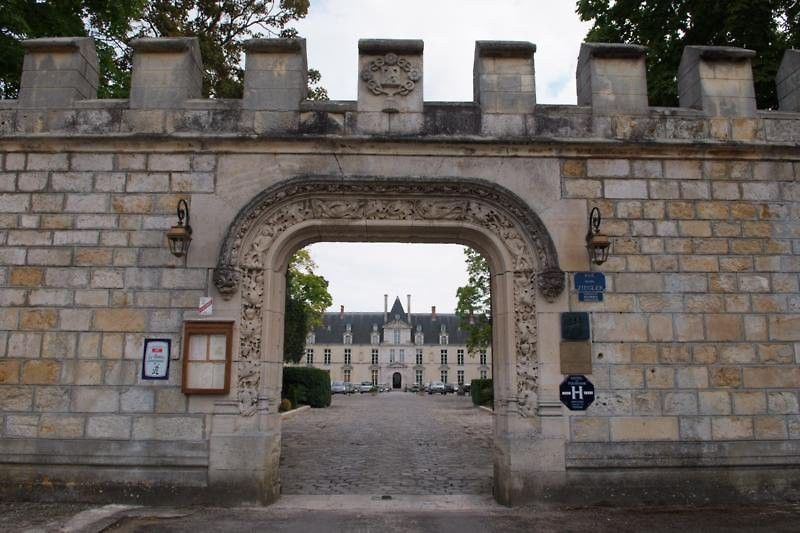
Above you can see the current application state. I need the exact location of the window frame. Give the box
[181,320,233,395]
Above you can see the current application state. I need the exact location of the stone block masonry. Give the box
[0,35,799,507]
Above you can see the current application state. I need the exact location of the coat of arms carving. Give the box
[361,53,421,97]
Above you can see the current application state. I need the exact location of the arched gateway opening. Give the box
[392,372,402,389]
[211,177,565,504]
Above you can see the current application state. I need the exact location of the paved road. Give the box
[90,499,800,533]
[279,392,493,495]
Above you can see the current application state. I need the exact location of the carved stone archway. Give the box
[213,177,565,422]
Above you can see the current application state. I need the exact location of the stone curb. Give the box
[280,404,312,420]
[478,405,494,414]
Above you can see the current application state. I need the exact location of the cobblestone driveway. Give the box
[280,392,493,495]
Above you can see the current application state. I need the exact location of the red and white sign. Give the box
[198,297,213,316]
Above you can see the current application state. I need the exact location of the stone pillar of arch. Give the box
[209,176,566,504]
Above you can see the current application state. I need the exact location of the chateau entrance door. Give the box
[212,176,566,505]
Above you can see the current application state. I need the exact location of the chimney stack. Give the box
[340,305,344,319]
[384,294,388,322]
[431,305,437,321]
[407,294,411,322]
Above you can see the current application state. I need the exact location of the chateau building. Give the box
[303,296,491,389]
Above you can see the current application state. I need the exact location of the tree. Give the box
[455,247,492,354]
[135,0,317,98]
[576,0,800,109]
[2,0,327,100]
[0,0,146,98]
[283,248,332,363]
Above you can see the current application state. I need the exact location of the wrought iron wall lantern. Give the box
[586,207,610,265]
[166,199,192,258]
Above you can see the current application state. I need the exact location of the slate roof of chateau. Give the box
[312,297,472,345]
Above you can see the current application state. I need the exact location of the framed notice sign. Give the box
[181,321,233,395]
[142,338,171,380]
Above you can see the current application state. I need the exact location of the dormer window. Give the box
[393,329,400,345]
[415,324,424,345]
[371,324,380,345]
[439,324,448,346]
[343,323,352,345]
[306,332,315,345]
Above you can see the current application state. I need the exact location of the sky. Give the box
[295,1,591,313]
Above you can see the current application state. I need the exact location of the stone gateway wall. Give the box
[0,36,798,505]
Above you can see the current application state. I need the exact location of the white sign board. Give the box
[142,338,171,380]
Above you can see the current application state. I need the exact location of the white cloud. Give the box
[295,0,591,103]
[307,242,469,313]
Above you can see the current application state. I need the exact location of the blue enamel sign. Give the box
[575,272,606,302]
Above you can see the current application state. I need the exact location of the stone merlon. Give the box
[4,37,800,141]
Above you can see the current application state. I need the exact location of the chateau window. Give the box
[480,369,487,380]
[393,329,400,345]
[415,325,424,345]
[480,349,487,366]
[415,349,423,365]
[389,348,395,363]
[439,324,448,346]
[399,349,405,363]
[306,332,315,345]
[343,333,352,345]
[371,349,379,365]
[371,333,380,345]
[457,349,464,366]
[457,370,464,385]
[344,348,351,365]
[306,348,314,365]
[440,349,447,365]
[371,369,378,386]
[441,370,448,384]
[415,369,423,385]
[324,348,331,365]
[344,369,351,382]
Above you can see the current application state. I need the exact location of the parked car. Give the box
[359,381,374,393]
[344,382,355,394]
[378,383,390,392]
[331,381,347,394]
[463,383,471,394]
[428,381,446,394]
[445,383,456,394]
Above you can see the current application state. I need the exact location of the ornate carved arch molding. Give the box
[213,177,565,416]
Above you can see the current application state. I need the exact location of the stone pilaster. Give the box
[18,37,98,108]
[474,41,536,135]
[577,42,648,115]
[129,37,203,109]
[777,49,800,112]
[241,38,307,133]
[678,45,756,117]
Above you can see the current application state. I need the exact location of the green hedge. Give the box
[282,367,331,408]
[470,378,493,407]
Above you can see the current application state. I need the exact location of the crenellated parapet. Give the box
[2,36,800,143]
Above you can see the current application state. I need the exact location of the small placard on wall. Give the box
[142,338,171,380]
[560,342,592,375]
[561,312,591,341]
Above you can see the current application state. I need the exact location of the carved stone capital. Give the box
[213,263,240,299]
[537,267,565,302]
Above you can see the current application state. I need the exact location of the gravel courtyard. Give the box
[279,392,493,495]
